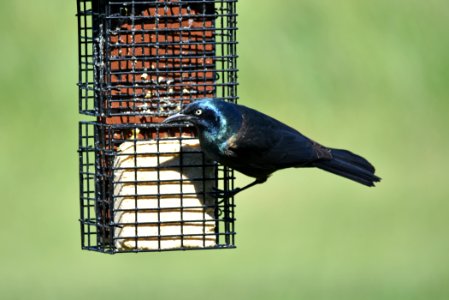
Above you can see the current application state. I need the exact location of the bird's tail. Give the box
[314,149,381,187]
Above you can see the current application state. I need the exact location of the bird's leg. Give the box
[211,177,267,199]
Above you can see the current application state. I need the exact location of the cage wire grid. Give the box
[77,0,238,253]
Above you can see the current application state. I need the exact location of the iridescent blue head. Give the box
[164,98,241,134]
[163,98,242,151]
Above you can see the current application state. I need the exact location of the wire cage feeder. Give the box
[77,0,238,253]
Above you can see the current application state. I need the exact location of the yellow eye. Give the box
[194,109,203,116]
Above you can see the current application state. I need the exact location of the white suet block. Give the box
[113,139,217,250]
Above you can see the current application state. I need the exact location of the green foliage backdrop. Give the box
[0,1,448,299]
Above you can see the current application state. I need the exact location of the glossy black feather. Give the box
[164,99,381,193]
[314,149,380,186]
[220,103,332,179]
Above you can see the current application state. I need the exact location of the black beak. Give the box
[163,113,194,124]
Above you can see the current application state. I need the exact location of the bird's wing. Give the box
[225,106,332,173]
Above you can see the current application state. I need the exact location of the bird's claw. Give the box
[210,187,241,199]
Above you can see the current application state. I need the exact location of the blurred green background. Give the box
[1,0,448,299]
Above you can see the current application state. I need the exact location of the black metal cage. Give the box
[77,0,238,253]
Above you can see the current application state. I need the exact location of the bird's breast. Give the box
[198,132,224,160]
[199,129,239,165]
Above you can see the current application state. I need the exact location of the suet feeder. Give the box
[77,0,238,253]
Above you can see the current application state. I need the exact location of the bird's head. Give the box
[163,99,239,133]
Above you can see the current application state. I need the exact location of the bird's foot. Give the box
[210,187,241,200]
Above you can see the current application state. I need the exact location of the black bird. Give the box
[164,99,381,196]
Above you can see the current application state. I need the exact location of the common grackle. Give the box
[164,99,381,196]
